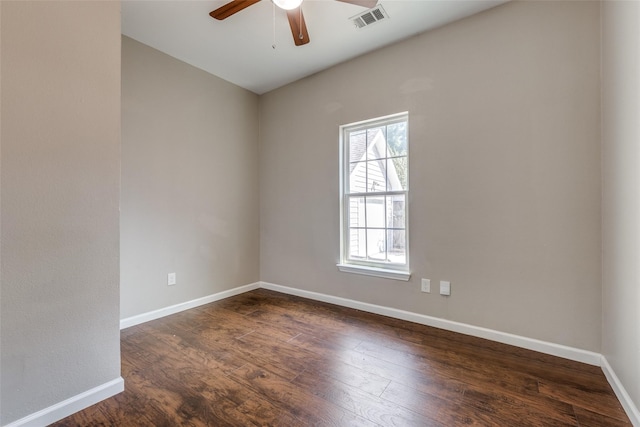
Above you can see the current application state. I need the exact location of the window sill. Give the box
[336,263,411,281]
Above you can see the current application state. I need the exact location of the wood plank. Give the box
[290,332,466,401]
[193,303,301,343]
[381,380,493,426]
[573,406,633,427]
[229,363,377,426]
[292,367,440,426]
[462,385,578,426]
[234,398,306,427]
[539,379,629,421]
[354,339,542,398]
[246,304,367,349]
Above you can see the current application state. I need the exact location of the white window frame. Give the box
[337,112,410,281]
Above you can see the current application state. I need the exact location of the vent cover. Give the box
[351,5,389,29]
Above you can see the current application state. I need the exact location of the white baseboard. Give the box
[259,281,602,366]
[3,377,124,427]
[120,282,261,330]
[601,356,640,427]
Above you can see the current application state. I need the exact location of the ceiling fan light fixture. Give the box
[273,0,303,10]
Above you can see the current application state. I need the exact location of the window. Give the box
[338,112,410,281]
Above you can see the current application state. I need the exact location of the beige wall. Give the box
[260,0,602,351]
[602,0,640,410]
[121,37,260,319]
[0,1,121,424]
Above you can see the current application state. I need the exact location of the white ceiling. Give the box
[122,0,508,94]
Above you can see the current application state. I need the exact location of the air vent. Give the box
[351,5,389,29]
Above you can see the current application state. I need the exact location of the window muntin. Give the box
[340,112,408,272]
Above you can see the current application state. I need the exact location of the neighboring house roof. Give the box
[349,129,402,192]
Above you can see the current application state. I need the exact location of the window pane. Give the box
[349,130,367,162]
[367,228,386,261]
[349,162,367,193]
[388,156,407,191]
[365,196,385,228]
[366,127,386,160]
[348,196,365,228]
[387,122,407,156]
[366,160,387,192]
[386,194,406,229]
[388,229,406,264]
[348,228,366,260]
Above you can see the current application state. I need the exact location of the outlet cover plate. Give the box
[440,280,451,296]
[421,278,431,293]
[168,272,176,286]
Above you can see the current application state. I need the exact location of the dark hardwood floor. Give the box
[52,289,631,426]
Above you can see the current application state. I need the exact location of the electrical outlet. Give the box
[440,280,451,296]
[421,278,431,293]
[168,272,176,286]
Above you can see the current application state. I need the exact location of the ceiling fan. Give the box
[210,0,379,47]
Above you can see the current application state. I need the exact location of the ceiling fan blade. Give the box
[335,0,377,8]
[210,0,261,20]
[286,8,310,46]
